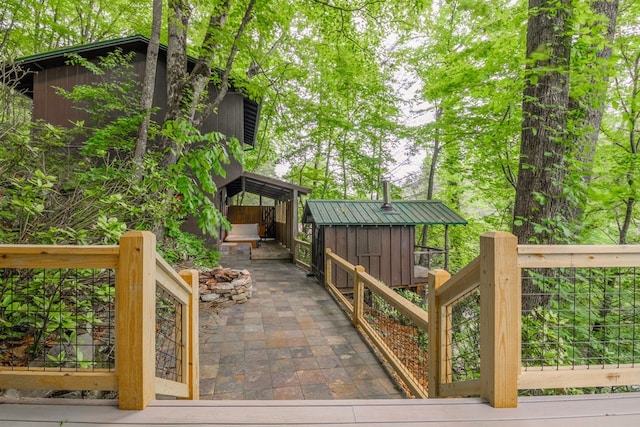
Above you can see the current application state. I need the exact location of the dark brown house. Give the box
[12,35,259,190]
[10,36,308,250]
[302,199,467,290]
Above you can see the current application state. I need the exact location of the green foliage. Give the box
[0,0,638,399]
[396,288,427,310]
[159,222,219,266]
[0,269,111,367]
[521,267,640,387]
[372,289,426,325]
[1,49,232,255]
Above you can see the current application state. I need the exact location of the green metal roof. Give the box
[16,35,153,64]
[302,200,467,226]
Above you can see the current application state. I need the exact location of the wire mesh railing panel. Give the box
[362,288,429,391]
[294,241,311,267]
[0,268,115,371]
[155,284,184,383]
[444,288,481,383]
[521,267,640,370]
[414,247,446,270]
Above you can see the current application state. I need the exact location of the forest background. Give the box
[0,0,638,270]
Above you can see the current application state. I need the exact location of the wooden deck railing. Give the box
[0,230,199,410]
[414,245,446,271]
[325,248,429,397]
[293,238,311,270]
[428,231,640,408]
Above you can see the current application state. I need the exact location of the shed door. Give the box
[356,227,381,279]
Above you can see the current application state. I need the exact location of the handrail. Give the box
[518,244,640,268]
[0,245,120,269]
[325,248,429,398]
[428,231,640,409]
[324,249,355,313]
[428,259,482,401]
[429,232,521,407]
[156,255,193,304]
[292,238,311,270]
[0,231,199,410]
[516,243,640,392]
[359,269,429,332]
[434,256,480,306]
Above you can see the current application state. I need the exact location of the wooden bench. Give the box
[224,223,261,248]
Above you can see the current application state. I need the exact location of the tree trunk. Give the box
[572,0,619,165]
[133,0,162,178]
[161,0,255,168]
[185,0,231,124]
[161,0,189,169]
[208,0,257,112]
[153,0,188,241]
[321,136,334,198]
[515,0,574,312]
[419,106,442,266]
[513,0,573,245]
[566,0,619,225]
[619,198,635,244]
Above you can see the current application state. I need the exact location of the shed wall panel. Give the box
[336,227,350,289]
[390,228,402,286]
[314,225,416,289]
[357,227,381,280]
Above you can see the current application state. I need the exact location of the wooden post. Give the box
[179,269,200,401]
[428,269,451,398]
[116,231,157,410]
[325,248,332,289]
[353,265,365,327]
[479,231,520,408]
[444,225,450,270]
[291,189,299,253]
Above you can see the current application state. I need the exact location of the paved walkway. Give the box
[198,259,404,400]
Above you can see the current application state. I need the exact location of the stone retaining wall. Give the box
[198,267,253,307]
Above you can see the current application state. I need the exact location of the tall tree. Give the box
[513,1,619,245]
[587,1,640,244]
[513,0,573,245]
[133,0,163,175]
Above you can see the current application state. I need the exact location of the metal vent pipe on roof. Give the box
[381,180,395,213]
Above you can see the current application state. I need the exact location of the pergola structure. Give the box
[218,172,311,251]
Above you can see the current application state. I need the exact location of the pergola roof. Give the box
[225,172,311,202]
[302,199,467,226]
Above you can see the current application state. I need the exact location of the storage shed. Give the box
[302,199,467,290]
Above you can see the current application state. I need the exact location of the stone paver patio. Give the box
[198,259,404,400]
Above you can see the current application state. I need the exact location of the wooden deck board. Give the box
[2,393,640,426]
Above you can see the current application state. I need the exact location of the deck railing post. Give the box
[325,248,332,289]
[179,269,200,401]
[428,269,451,398]
[116,231,157,410]
[293,239,298,265]
[479,231,520,408]
[353,265,365,327]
